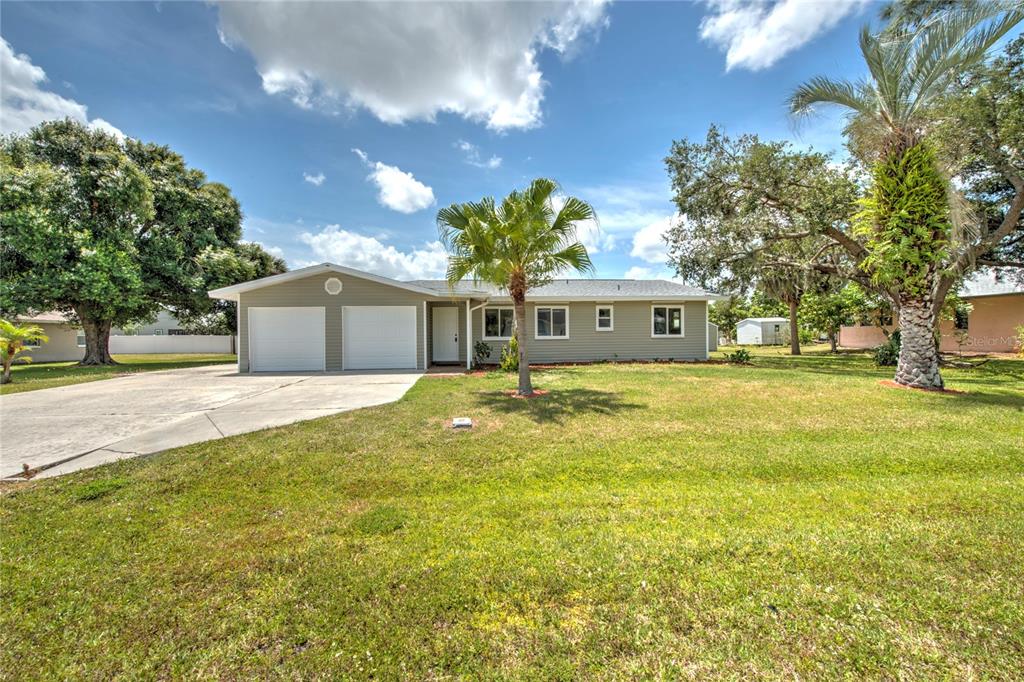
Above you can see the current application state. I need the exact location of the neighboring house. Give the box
[736,318,789,346]
[15,312,84,363]
[112,308,186,336]
[839,271,1023,353]
[208,263,724,373]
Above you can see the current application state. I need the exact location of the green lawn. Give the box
[2,348,1022,678]
[0,354,237,395]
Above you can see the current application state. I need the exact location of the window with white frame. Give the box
[652,305,684,337]
[483,307,514,339]
[535,306,569,339]
[152,329,165,336]
[76,333,86,347]
[596,305,613,331]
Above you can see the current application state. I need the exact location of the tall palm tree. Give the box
[0,318,49,385]
[438,178,595,396]
[789,1,1022,389]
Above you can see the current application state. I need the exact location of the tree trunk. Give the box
[513,297,532,396]
[829,331,838,353]
[788,299,801,356]
[1,358,11,384]
[895,298,943,389]
[77,311,117,366]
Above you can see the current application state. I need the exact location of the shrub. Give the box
[873,329,901,366]
[500,336,519,373]
[473,341,491,368]
[1016,325,1024,358]
[723,348,751,364]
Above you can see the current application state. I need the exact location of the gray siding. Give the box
[472,300,708,363]
[238,272,430,372]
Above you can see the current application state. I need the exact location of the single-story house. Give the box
[839,271,1023,353]
[736,317,789,346]
[15,312,84,363]
[112,308,187,336]
[208,263,724,372]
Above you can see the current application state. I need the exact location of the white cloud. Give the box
[630,214,683,264]
[215,1,609,130]
[303,172,326,187]
[700,0,866,71]
[299,224,448,280]
[0,39,124,138]
[456,140,502,169]
[352,148,435,214]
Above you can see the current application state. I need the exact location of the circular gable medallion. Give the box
[324,277,343,295]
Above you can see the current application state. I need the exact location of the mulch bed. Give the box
[502,389,550,399]
[879,380,967,395]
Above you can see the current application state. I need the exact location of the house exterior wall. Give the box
[23,322,82,363]
[471,300,708,363]
[238,271,430,372]
[840,293,1022,353]
[112,309,186,336]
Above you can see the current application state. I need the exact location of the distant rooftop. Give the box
[408,278,721,299]
[738,317,789,323]
[960,270,1023,298]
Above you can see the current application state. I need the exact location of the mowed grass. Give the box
[2,348,1022,679]
[0,353,237,395]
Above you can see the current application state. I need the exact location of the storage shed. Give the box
[736,317,789,345]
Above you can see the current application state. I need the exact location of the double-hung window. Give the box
[596,305,613,331]
[483,307,514,340]
[652,305,684,337]
[535,306,569,339]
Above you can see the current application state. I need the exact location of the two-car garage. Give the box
[248,305,418,372]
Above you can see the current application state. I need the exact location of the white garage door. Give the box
[343,306,417,370]
[249,307,325,372]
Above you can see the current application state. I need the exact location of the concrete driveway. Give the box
[0,365,422,480]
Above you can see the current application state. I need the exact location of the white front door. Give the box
[342,306,418,370]
[432,307,459,363]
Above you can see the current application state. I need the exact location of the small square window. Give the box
[596,306,613,331]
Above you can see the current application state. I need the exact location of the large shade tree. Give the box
[1,120,246,364]
[438,178,595,396]
[664,127,860,355]
[789,1,1023,388]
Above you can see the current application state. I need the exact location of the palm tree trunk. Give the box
[513,297,532,396]
[788,300,801,356]
[76,309,116,366]
[895,298,943,389]
[1,358,12,384]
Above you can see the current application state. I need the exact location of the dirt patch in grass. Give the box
[503,389,550,399]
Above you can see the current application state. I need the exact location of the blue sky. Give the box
[2,1,878,281]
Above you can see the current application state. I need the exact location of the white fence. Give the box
[109,335,235,354]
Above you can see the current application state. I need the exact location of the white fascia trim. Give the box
[486,295,724,303]
[208,262,487,301]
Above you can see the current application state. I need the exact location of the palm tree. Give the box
[789,2,1022,389]
[438,178,595,396]
[0,318,49,384]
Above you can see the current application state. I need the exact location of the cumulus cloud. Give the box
[456,140,502,169]
[0,39,124,138]
[303,172,326,187]
[299,224,448,280]
[352,148,435,214]
[700,0,866,71]
[216,1,609,130]
[630,214,683,264]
